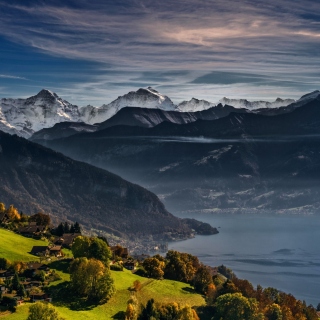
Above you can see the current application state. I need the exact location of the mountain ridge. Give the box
[2,87,311,139]
[0,130,219,239]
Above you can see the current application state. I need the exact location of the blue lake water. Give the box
[168,214,320,306]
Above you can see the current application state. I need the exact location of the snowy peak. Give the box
[219,97,295,110]
[177,96,295,112]
[81,87,176,124]
[0,87,319,138]
[298,90,320,102]
[0,90,81,138]
[177,98,214,112]
[112,86,176,110]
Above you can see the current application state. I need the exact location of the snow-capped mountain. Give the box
[0,87,176,137]
[0,89,81,138]
[80,87,176,124]
[218,97,295,110]
[0,87,318,138]
[177,96,295,112]
[177,98,214,112]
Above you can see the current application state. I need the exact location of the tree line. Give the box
[139,250,319,320]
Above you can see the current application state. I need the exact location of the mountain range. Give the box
[1,87,306,139]
[1,87,320,223]
[33,91,320,215]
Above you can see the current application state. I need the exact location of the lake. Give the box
[168,213,320,306]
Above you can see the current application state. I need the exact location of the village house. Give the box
[123,259,137,270]
[31,292,52,303]
[53,233,81,248]
[30,245,63,258]
[30,246,49,257]
[0,270,14,281]
[26,262,50,277]
[48,245,63,257]
[18,222,46,238]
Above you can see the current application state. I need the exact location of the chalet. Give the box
[30,246,49,256]
[31,292,52,303]
[0,212,10,224]
[18,223,46,238]
[123,260,137,270]
[20,281,32,290]
[53,233,81,248]
[26,263,50,276]
[0,270,14,281]
[49,245,63,257]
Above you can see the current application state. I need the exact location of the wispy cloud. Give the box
[0,74,28,80]
[0,0,319,103]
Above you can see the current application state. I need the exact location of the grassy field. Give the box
[0,228,205,319]
[4,269,205,320]
[0,228,48,262]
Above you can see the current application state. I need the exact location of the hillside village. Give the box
[0,202,319,320]
[0,204,143,310]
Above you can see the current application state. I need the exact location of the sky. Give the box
[0,0,319,106]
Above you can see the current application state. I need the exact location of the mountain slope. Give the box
[0,130,202,239]
[39,98,320,214]
[31,104,250,140]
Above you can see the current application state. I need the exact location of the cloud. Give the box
[0,74,28,80]
[0,0,319,103]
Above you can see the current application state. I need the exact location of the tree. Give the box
[88,237,112,265]
[125,295,139,320]
[11,272,21,292]
[193,265,213,294]
[206,283,217,305]
[265,303,283,320]
[55,223,65,236]
[142,257,165,279]
[17,283,27,297]
[0,202,5,213]
[29,212,51,226]
[0,257,11,270]
[71,236,111,265]
[138,299,158,320]
[13,261,27,274]
[132,280,141,292]
[217,265,234,279]
[164,250,200,283]
[317,303,320,311]
[214,292,260,320]
[69,257,115,302]
[71,236,91,258]
[73,222,81,233]
[281,305,294,320]
[6,205,20,221]
[27,302,65,320]
[64,222,70,233]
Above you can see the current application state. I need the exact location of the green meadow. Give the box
[0,229,205,319]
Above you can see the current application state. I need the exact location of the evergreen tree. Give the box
[11,272,20,292]
[73,222,81,233]
[17,284,27,297]
[64,222,70,233]
[70,224,75,233]
[56,223,65,236]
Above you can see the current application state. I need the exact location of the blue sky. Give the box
[0,0,319,106]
